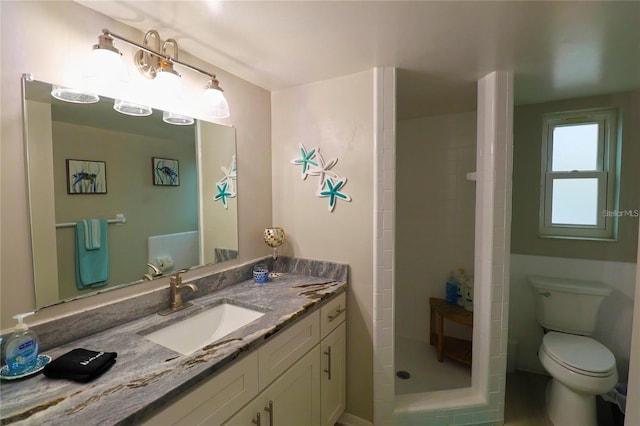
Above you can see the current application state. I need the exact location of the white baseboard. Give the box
[337,412,373,426]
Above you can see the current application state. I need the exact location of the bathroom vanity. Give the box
[142,292,346,425]
[0,259,347,426]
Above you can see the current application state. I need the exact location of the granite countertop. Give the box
[0,273,346,425]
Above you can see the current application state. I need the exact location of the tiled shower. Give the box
[374,70,513,425]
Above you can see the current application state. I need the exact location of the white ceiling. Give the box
[77,1,640,119]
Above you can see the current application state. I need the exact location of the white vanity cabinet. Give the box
[319,292,346,426]
[224,347,321,426]
[139,292,346,426]
[228,292,347,426]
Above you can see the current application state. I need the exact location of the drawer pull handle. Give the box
[324,346,332,380]
[327,306,346,321]
[264,400,274,425]
[252,412,261,426]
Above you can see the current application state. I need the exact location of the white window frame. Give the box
[539,108,619,240]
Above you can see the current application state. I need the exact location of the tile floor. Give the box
[393,338,619,425]
[504,371,552,426]
[504,370,618,426]
[394,335,471,394]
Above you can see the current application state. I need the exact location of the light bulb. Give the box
[154,69,181,96]
[81,44,127,99]
[87,48,125,79]
[201,87,230,118]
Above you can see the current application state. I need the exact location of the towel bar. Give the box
[56,214,126,229]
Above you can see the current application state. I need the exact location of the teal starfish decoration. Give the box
[291,144,319,179]
[220,155,237,195]
[308,152,339,192]
[318,177,351,211]
[214,181,235,209]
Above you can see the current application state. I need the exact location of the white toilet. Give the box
[529,275,618,426]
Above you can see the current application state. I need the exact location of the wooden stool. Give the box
[429,297,473,365]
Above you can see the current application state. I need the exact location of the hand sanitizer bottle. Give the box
[5,312,39,375]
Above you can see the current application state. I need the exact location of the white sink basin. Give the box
[144,303,264,355]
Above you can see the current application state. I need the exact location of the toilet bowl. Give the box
[538,332,617,426]
[529,276,618,426]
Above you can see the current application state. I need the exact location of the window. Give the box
[539,108,619,240]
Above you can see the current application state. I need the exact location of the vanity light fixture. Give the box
[154,39,182,98]
[201,76,231,119]
[87,28,230,121]
[50,32,125,104]
[53,32,127,105]
[89,32,126,80]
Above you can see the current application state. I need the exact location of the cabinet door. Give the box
[266,346,320,426]
[225,346,321,426]
[258,310,319,390]
[140,352,258,426]
[223,397,264,426]
[320,321,346,426]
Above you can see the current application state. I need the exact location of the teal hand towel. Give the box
[75,219,109,288]
[83,219,101,250]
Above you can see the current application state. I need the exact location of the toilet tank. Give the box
[528,275,612,335]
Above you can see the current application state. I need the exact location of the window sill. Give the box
[538,234,617,242]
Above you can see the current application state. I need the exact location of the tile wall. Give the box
[373,66,397,425]
[374,71,513,425]
[395,111,477,343]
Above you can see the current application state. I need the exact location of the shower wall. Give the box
[396,111,477,342]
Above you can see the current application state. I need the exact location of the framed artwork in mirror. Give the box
[153,157,180,186]
[66,159,107,194]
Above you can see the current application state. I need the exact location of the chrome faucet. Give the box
[158,270,197,315]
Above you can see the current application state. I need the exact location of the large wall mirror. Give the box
[23,78,239,309]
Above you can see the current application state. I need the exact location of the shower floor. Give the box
[395,335,471,394]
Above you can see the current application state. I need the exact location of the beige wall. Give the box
[511,91,640,262]
[271,71,375,421]
[0,1,272,329]
[24,100,59,306]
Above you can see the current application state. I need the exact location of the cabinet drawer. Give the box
[258,310,319,390]
[320,292,346,339]
[140,351,258,426]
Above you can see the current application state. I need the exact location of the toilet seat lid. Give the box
[541,332,616,375]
